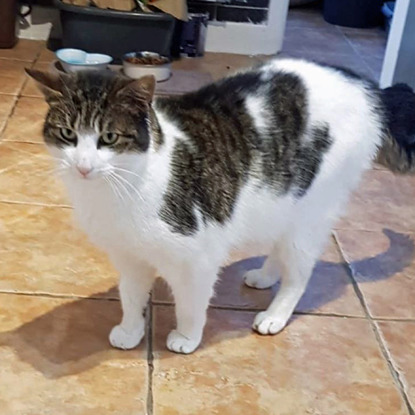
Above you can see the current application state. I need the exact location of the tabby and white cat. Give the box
[27,59,415,354]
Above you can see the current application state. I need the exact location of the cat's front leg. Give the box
[109,254,156,350]
[166,263,219,354]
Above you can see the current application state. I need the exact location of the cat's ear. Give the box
[118,75,156,103]
[25,68,69,103]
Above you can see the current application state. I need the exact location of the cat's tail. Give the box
[376,83,415,174]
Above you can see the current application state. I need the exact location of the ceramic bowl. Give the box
[56,48,113,72]
[122,52,171,82]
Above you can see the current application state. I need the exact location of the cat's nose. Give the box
[77,165,93,178]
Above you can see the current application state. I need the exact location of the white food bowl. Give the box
[56,48,113,73]
[122,52,171,82]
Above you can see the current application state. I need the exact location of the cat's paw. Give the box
[253,311,287,335]
[166,330,200,354]
[109,325,144,350]
[243,269,277,289]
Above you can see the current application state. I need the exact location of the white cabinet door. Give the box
[380,0,415,88]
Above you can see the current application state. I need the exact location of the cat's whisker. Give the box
[111,172,145,203]
[104,176,126,204]
[107,172,134,204]
[116,177,141,205]
[112,166,143,180]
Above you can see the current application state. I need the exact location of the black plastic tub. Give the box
[54,0,175,63]
[323,0,383,28]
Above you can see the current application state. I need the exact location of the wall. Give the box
[380,0,415,88]
[204,0,290,54]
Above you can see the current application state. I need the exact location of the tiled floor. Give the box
[0,4,414,414]
[283,3,387,81]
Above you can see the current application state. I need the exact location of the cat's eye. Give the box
[59,128,76,142]
[100,132,119,146]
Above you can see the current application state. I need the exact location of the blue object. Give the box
[323,0,383,28]
[56,48,112,65]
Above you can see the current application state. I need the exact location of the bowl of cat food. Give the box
[122,52,171,82]
[56,48,113,73]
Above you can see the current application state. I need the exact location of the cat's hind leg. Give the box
[253,225,330,335]
[243,245,282,289]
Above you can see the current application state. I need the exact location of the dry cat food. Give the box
[125,55,169,66]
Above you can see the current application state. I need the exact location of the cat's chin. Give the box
[64,172,103,185]
[70,175,97,183]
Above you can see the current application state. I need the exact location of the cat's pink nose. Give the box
[77,166,92,178]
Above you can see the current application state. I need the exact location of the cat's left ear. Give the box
[24,68,70,103]
[119,75,156,103]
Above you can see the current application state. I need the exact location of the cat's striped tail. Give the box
[377,83,415,174]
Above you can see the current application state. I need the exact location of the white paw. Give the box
[166,330,200,354]
[243,269,277,289]
[253,312,287,335]
[109,325,144,350]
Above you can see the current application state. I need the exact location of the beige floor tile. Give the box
[154,237,364,317]
[378,321,415,409]
[0,202,117,297]
[37,45,56,63]
[0,142,69,205]
[0,94,16,133]
[0,294,147,414]
[338,169,415,233]
[0,39,43,62]
[152,306,407,415]
[335,229,415,319]
[0,60,29,95]
[1,96,48,143]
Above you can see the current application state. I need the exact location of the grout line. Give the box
[0,92,20,97]
[146,299,154,415]
[0,139,45,146]
[0,95,19,137]
[7,288,407,322]
[0,57,34,63]
[12,94,42,99]
[333,226,415,236]
[335,25,379,82]
[0,199,72,209]
[0,51,42,140]
[333,232,415,415]
[211,304,366,318]
[0,290,119,301]
[373,317,415,323]
[293,310,365,319]
[2,139,48,145]
[0,289,368,320]
[152,300,366,319]
[373,320,415,415]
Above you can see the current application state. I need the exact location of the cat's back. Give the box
[153,58,383,240]
[263,58,379,124]
[158,58,379,137]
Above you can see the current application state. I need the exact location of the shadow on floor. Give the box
[220,229,414,314]
[0,229,412,377]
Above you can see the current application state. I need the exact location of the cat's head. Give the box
[26,69,158,182]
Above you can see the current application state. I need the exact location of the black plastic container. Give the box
[323,0,383,28]
[179,13,208,57]
[54,0,175,63]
